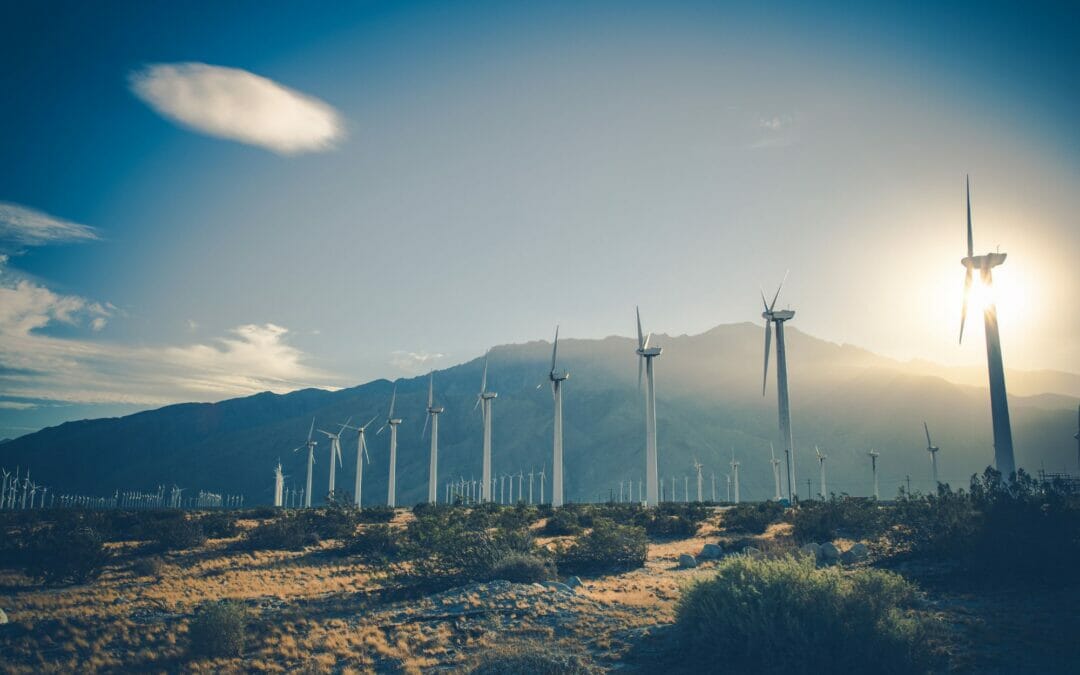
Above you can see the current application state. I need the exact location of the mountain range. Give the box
[1,323,1077,504]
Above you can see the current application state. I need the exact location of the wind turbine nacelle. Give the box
[637,347,662,357]
[764,310,795,321]
[962,252,1006,269]
[389,418,403,425]
[550,371,570,382]
[482,392,498,400]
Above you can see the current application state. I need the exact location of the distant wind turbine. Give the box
[923,422,940,485]
[868,449,880,499]
[378,384,403,507]
[342,416,377,507]
[539,463,546,504]
[730,448,741,504]
[769,442,782,501]
[958,175,1015,477]
[273,463,284,507]
[290,418,318,508]
[761,272,797,502]
[815,446,827,499]
[549,326,570,507]
[318,417,351,502]
[423,372,444,504]
[475,355,497,502]
[693,458,704,502]
[635,307,663,505]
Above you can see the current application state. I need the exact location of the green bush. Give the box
[542,509,581,536]
[723,502,785,534]
[301,503,359,539]
[790,496,885,544]
[24,525,112,585]
[199,512,240,538]
[152,515,207,551]
[467,640,599,674]
[189,600,247,659]
[557,519,648,576]
[242,514,317,550]
[131,555,165,578]
[345,523,401,561]
[404,512,538,587]
[356,505,396,523]
[488,552,556,583]
[675,555,931,673]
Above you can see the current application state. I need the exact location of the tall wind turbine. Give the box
[378,385,403,507]
[423,372,444,504]
[539,463,546,504]
[635,307,662,505]
[815,446,827,499]
[923,422,940,486]
[549,326,570,507]
[318,417,351,502]
[475,355,497,502]
[273,462,284,507]
[693,459,704,502]
[343,416,377,507]
[868,449,880,499]
[761,273,797,502]
[730,448,741,504]
[769,442,783,501]
[290,418,318,508]
[958,176,1015,477]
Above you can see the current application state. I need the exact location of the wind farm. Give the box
[0,1,1077,672]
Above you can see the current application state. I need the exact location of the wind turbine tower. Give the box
[318,418,351,502]
[423,372,444,504]
[761,274,797,502]
[475,355,497,502]
[291,420,318,508]
[343,416,377,507]
[378,385,403,507]
[693,459,704,502]
[273,462,284,507]
[815,446,827,499]
[868,449,880,499]
[769,442,783,501]
[730,448,741,504]
[549,326,570,507]
[958,176,1015,477]
[923,422,941,485]
[635,307,663,505]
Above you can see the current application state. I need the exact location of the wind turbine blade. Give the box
[481,356,488,392]
[770,442,776,461]
[762,320,773,396]
[361,435,371,463]
[337,444,343,467]
[388,385,397,418]
[307,417,315,443]
[972,173,980,258]
[638,355,644,389]
[338,416,353,433]
[474,396,482,412]
[427,372,434,408]
[421,411,430,438]
[760,288,770,312]
[551,325,559,374]
[636,306,644,350]
[361,415,378,431]
[769,270,789,311]
[959,267,972,344]
[377,425,386,436]
[924,421,932,447]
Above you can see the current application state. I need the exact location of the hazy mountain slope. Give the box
[1,324,1076,504]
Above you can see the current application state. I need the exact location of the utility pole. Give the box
[906,475,912,494]
[806,479,812,501]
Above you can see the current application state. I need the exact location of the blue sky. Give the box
[1,0,1077,438]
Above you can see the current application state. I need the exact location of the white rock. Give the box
[565,576,583,588]
[678,553,698,568]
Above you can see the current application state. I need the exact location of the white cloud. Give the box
[390,350,444,375]
[0,262,342,405]
[758,115,791,131]
[0,202,99,254]
[129,62,344,154]
[0,401,37,410]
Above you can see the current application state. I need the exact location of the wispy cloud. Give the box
[0,401,38,410]
[0,261,342,405]
[390,350,444,375]
[129,62,344,155]
[758,115,791,131]
[751,114,798,149]
[0,202,99,254]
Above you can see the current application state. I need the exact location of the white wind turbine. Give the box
[539,463,546,504]
[730,448,741,504]
[378,385,403,507]
[868,449,880,499]
[693,458,704,502]
[761,273,797,502]
[815,446,828,499]
[0,468,9,509]
[711,472,717,502]
[290,418,318,508]
[769,443,783,501]
[318,417,352,502]
[422,372,444,504]
[923,422,940,486]
[273,463,284,507]
[528,468,535,504]
[475,355,497,502]
[635,307,662,505]
[342,416,378,507]
[549,326,570,507]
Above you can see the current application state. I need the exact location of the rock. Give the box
[699,543,724,559]
[678,553,698,569]
[565,576,583,589]
[742,546,764,559]
[542,581,574,594]
[819,542,841,562]
[841,542,869,564]
[799,543,821,559]
[0,608,7,625]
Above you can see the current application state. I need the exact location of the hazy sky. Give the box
[1,0,1077,437]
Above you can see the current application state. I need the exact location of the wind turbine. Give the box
[549,326,570,507]
[693,459,704,502]
[761,273,797,502]
[711,472,717,502]
[769,442,783,501]
[0,468,8,509]
[378,385,403,507]
[815,446,827,499]
[528,468,535,504]
[958,176,1015,477]
[539,463,546,504]
[422,372,444,504]
[635,307,662,505]
[1074,405,1079,472]
[730,448,741,504]
[318,417,351,502]
[475,355,497,502]
[725,473,732,502]
[290,418,318,508]
[923,422,940,486]
[343,416,378,507]
[868,449,880,499]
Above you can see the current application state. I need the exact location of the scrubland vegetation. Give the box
[0,469,1076,672]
